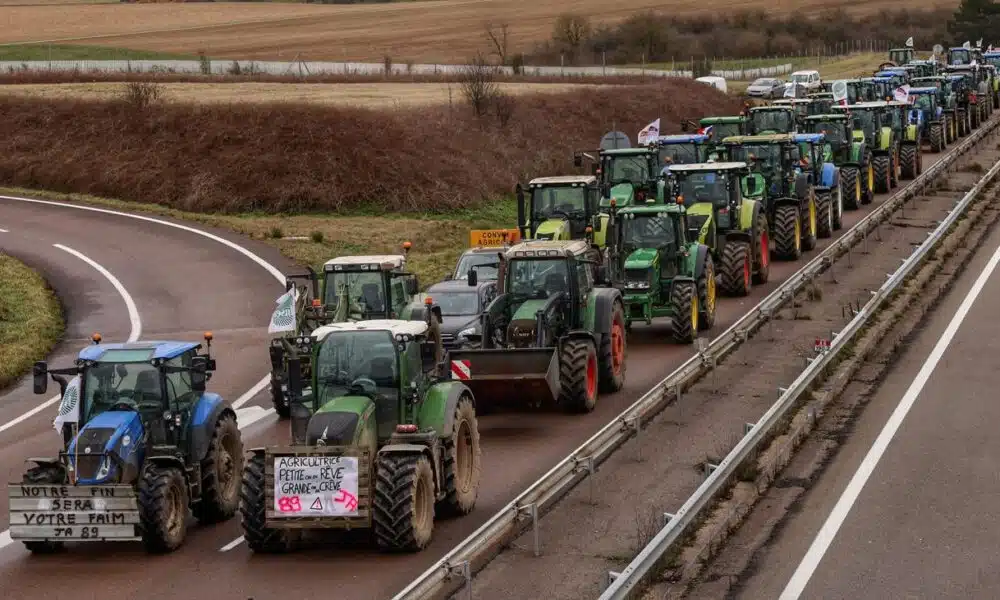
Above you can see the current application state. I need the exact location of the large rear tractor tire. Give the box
[802,195,818,251]
[752,211,770,284]
[773,204,802,260]
[816,191,833,238]
[841,166,860,210]
[193,411,243,524]
[719,240,752,296]
[240,454,294,553]
[930,123,944,153]
[21,464,67,554]
[668,281,698,344]
[270,379,289,419]
[373,453,436,552]
[597,301,626,393]
[697,254,717,331]
[900,144,918,179]
[557,338,599,413]
[437,394,482,518]
[873,154,891,194]
[138,464,188,553]
[958,109,968,136]
[831,182,844,231]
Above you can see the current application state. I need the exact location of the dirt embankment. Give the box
[0,78,739,214]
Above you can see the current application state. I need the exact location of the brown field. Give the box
[0,0,959,63]
[0,81,598,107]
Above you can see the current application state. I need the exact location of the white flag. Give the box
[905,37,914,48]
[893,84,911,103]
[977,39,983,48]
[637,118,660,145]
[831,80,848,105]
[53,376,81,433]
[783,83,797,98]
[268,288,299,334]
[964,41,972,50]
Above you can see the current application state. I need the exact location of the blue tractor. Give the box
[792,133,844,237]
[8,333,242,553]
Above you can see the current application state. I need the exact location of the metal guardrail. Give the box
[393,115,1000,600]
[599,116,1000,599]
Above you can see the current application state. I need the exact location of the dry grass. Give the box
[0,81,599,107]
[0,253,64,390]
[0,0,960,63]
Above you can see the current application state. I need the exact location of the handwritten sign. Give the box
[7,484,141,542]
[469,229,520,247]
[272,456,360,517]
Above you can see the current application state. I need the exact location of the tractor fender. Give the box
[143,454,186,474]
[590,287,623,337]
[377,443,440,492]
[562,329,599,348]
[772,196,801,210]
[738,197,757,231]
[878,126,893,151]
[722,230,752,245]
[419,381,474,439]
[793,173,810,200]
[904,124,919,143]
[189,392,235,463]
[691,243,709,279]
[820,162,838,188]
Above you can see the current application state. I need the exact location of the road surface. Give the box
[0,150,947,600]
[729,197,1000,600]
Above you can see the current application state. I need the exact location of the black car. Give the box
[449,246,502,281]
[424,278,498,349]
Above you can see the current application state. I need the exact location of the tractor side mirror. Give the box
[468,269,478,286]
[406,277,419,296]
[32,361,47,395]
[190,356,208,392]
[431,305,443,324]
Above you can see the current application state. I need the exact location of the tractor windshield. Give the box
[507,257,571,299]
[83,352,162,421]
[949,49,971,65]
[658,143,699,164]
[750,110,793,133]
[455,252,498,281]
[729,144,781,171]
[707,122,741,141]
[622,213,677,249]
[677,172,731,207]
[432,291,481,316]
[851,111,876,140]
[531,185,589,222]
[913,94,933,110]
[314,330,398,403]
[605,154,652,185]
[811,121,845,145]
[324,270,386,316]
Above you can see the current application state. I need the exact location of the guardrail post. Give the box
[603,571,621,591]
[574,455,597,504]
[744,422,756,436]
[703,462,719,478]
[627,416,642,461]
[516,503,541,557]
[445,561,473,599]
[663,512,674,525]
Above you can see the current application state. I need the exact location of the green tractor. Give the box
[611,201,716,341]
[747,105,800,135]
[721,135,818,261]
[832,102,901,195]
[908,87,950,153]
[269,249,421,418]
[447,240,626,413]
[886,99,923,180]
[947,64,994,127]
[651,133,713,165]
[888,46,915,67]
[836,79,878,104]
[593,147,665,208]
[669,162,770,295]
[240,314,484,553]
[802,113,875,209]
[912,75,962,142]
[515,175,612,248]
[698,115,747,155]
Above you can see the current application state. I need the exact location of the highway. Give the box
[725,202,1000,600]
[0,151,949,600]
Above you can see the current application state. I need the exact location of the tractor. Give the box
[805,93,835,115]
[832,102,901,194]
[981,63,1000,109]
[888,46,915,67]
[651,133,713,165]
[669,161,770,295]
[240,314,484,553]
[747,105,799,135]
[863,76,895,102]
[802,113,875,209]
[611,200,716,341]
[947,64,994,126]
[269,249,421,418]
[446,240,626,413]
[514,175,608,245]
[945,73,976,135]
[908,87,949,153]
[772,98,813,122]
[697,115,747,154]
[912,75,961,142]
[839,79,878,104]
[983,51,1000,107]
[886,99,922,180]
[793,133,844,236]
[12,334,242,553]
[720,135,818,261]
[590,147,665,208]
[947,45,981,67]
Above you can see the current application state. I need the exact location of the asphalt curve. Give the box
[0,154,946,600]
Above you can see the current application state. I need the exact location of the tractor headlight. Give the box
[96,455,112,480]
[457,327,477,339]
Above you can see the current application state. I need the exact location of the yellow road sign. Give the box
[469,229,520,247]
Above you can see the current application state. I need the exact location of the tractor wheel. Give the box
[719,240,752,296]
[752,211,770,285]
[958,109,968,136]
[900,144,917,180]
[437,394,482,518]
[668,281,698,344]
[697,254,717,331]
[972,104,981,129]
[862,157,875,204]
[557,338,599,413]
[773,204,802,260]
[240,454,294,553]
[930,123,944,153]
[802,195,818,252]
[873,155,891,194]
[831,182,844,231]
[597,301,626,393]
[889,148,900,188]
[841,167,860,210]
[193,411,243,524]
[816,191,833,238]
[21,464,67,554]
[138,464,188,553]
[270,380,289,419]
[373,452,435,552]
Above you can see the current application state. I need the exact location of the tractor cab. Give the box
[841,79,877,103]
[698,116,746,157]
[597,147,664,207]
[874,69,909,87]
[803,114,852,161]
[772,98,814,121]
[322,254,420,321]
[862,77,895,101]
[908,87,941,122]
[720,134,803,200]
[983,51,1000,69]
[516,175,604,244]
[669,162,760,240]
[948,46,974,66]
[747,106,798,135]
[650,134,711,165]
[832,102,889,147]
[792,132,834,169]
[888,47,915,66]
[907,60,938,78]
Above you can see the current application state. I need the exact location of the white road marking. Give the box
[232,376,271,410]
[779,239,1000,600]
[220,536,245,552]
[0,228,8,233]
[54,244,143,342]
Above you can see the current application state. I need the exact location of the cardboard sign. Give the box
[469,229,520,247]
[272,456,360,517]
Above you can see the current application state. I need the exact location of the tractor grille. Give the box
[625,269,650,287]
[75,454,104,480]
[439,333,457,348]
[507,319,536,348]
[687,215,709,240]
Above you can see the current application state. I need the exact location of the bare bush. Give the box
[460,53,499,118]
[493,91,515,128]
[484,21,511,65]
[117,81,162,110]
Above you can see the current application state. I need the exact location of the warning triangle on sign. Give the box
[310,497,323,511]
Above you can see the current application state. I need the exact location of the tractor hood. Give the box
[534,218,570,240]
[624,247,660,270]
[610,182,635,205]
[68,410,145,485]
[511,298,550,323]
[685,202,713,241]
[307,395,374,446]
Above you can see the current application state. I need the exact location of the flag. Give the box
[893,84,911,103]
[964,41,972,50]
[905,37,914,48]
[637,118,660,145]
[268,288,299,333]
[831,80,849,106]
[977,39,983,49]
[53,376,81,433]
[699,125,713,137]
[783,83,797,98]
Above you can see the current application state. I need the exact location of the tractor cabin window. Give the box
[576,261,594,295]
[315,331,399,408]
[164,352,195,413]
[531,186,588,222]
[325,270,386,316]
[604,155,651,187]
[622,213,677,250]
[658,143,698,165]
[84,354,160,422]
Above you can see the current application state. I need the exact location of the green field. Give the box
[0,43,196,61]
[0,253,64,390]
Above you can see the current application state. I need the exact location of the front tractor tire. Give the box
[752,210,770,284]
[193,411,243,524]
[668,281,698,344]
[22,464,68,554]
[873,154,891,194]
[773,204,802,260]
[816,190,834,238]
[861,158,875,205]
[900,144,918,180]
[697,254,717,331]
[437,394,482,518]
[597,301,627,393]
[719,240,752,296]
[240,454,294,553]
[373,452,436,552]
[557,338,599,413]
[930,123,945,153]
[841,166,860,210]
[138,464,189,553]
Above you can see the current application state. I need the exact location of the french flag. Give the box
[698,125,713,136]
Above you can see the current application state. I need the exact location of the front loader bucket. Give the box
[447,348,560,407]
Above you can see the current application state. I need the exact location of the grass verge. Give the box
[0,252,64,390]
[0,43,196,61]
